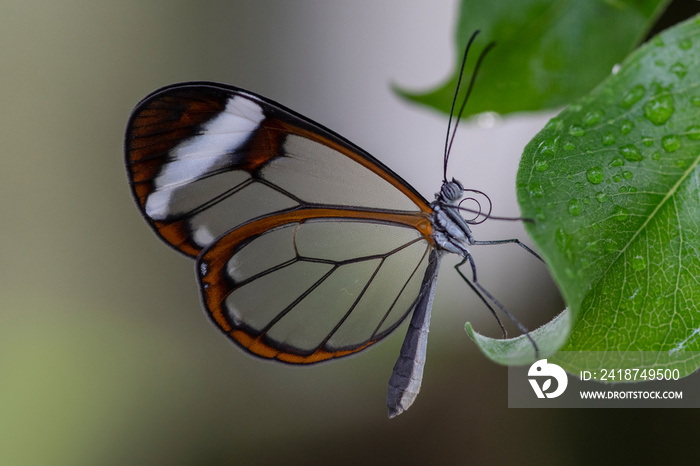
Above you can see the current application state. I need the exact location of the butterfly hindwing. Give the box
[199,216,434,363]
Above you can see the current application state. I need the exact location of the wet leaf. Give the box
[396,0,669,117]
[504,15,700,374]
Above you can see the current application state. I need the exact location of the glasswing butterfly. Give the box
[125,32,539,418]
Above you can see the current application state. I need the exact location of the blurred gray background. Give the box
[1,1,694,465]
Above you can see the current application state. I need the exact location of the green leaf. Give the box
[466,309,572,365]
[396,0,669,117]
[513,14,700,375]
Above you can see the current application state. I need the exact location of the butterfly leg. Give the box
[454,254,540,357]
[454,257,508,338]
[471,238,543,262]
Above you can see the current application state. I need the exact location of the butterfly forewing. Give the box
[125,82,437,363]
[126,83,431,257]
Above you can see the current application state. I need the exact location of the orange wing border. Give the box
[197,208,433,364]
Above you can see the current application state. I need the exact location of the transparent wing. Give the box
[125,82,431,257]
[198,216,435,363]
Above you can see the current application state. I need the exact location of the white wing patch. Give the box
[145,96,265,220]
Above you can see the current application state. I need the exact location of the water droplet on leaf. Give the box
[569,125,585,137]
[620,85,645,108]
[538,136,559,157]
[661,135,681,152]
[586,166,605,184]
[544,117,563,131]
[619,144,643,162]
[535,159,549,171]
[686,125,700,141]
[568,198,581,216]
[643,94,674,126]
[670,62,687,79]
[583,110,603,126]
[529,182,544,198]
[620,119,635,134]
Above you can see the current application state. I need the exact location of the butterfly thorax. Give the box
[429,179,475,255]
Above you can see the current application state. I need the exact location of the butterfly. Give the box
[124,32,538,418]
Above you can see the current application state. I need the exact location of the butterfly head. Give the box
[437,178,464,204]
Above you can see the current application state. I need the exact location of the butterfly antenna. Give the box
[443,32,496,182]
[443,30,480,182]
